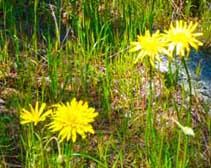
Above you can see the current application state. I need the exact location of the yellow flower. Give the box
[129,30,168,67]
[20,101,52,126]
[49,98,98,143]
[165,20,203,59]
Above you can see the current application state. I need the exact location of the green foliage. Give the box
[0,0,211,167]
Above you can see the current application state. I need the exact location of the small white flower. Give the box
[180,126,195,136]
[174,119,195,136]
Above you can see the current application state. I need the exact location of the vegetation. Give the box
[0,0,211,167]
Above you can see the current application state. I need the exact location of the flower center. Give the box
[142,38,159,52]
[172,31,189,43]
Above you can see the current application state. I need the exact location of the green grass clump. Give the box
[0,0,211,167]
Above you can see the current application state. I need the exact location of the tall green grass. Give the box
[0,0,211,167]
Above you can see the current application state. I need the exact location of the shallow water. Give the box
[158,49,211,104]
[187,50,211,103]
[188,50,211,82]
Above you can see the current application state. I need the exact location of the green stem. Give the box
[182,58,192,122]
[182,58,191,167]
[176,132,181,167]
[148,63,153,117]
[145,62,155,165]
[146,64,153,132]
[33,0,38,58]
[44,136,61,156]
[183,136,188,167]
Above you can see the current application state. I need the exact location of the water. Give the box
[157,49,211,104]
[187,50,211,103]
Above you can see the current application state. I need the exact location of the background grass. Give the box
[0,0,211,167]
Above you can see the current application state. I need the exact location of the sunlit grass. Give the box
[0,0,211,167]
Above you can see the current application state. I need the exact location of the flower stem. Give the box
[145,62,155,162]
[147,62,153,129]
[182,57,192,123]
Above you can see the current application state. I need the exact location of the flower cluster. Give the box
[130,20,202,137]
[20,98,98,143]
[130,20,203,67]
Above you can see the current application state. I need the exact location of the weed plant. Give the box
[0,0,211,167]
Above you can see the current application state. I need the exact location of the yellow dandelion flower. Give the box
[20,101,52,126]
[165,20,203,59]
[49,98,98,143]
[129,30,168,67]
